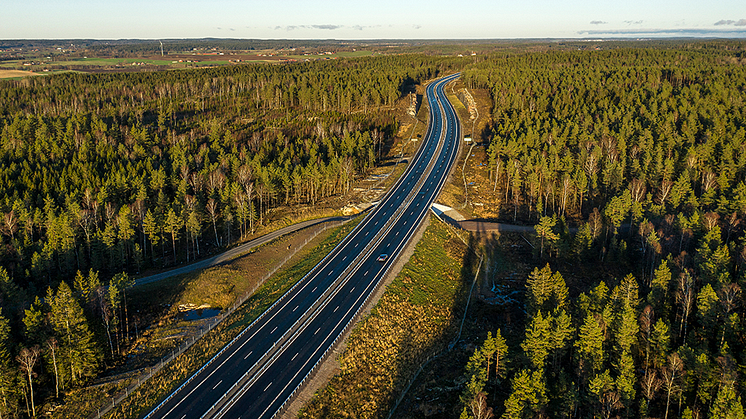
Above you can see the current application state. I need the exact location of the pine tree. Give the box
[696,284,719,345]
[576,313,605,375]
[709,383,746,419]
[142,208,160,262]
[589,370,621,418]
[23,297,47,346]
[502,369,547,419]
[649,260,672,317]
[548,309,573,371]
[117,205,134,268]
[649,319,671,370]
[0,309,19,419]
[521,311,552,370]
[534,216,558,259]
[461,345,490,419]
[526,265,553,314]
[492,329,509,383]
[47,282,101,386]
[165,207,181,263]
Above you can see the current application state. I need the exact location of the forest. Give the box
[0,54,465,417]
[3,39,746,419]
[454,43,746,418]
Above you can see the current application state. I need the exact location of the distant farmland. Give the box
[0,69,40,79]
[0,49,379,77]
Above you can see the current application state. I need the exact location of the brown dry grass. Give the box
[0,69,39,78]
[299,217,471,419]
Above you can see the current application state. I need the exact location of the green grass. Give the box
[100,218,360,419]
[299,216,471,418]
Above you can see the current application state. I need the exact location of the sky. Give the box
[3,0,746,40]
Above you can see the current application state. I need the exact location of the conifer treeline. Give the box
[0,54,465,417]
[458,46,746,418]
[0,55,463,283]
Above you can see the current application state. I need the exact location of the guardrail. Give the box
[270,73,462,419]
[99,73,460,419]
[208,105,450,417]
[139,108,439,418]
[201,214,399,418]
[90,218,351,419]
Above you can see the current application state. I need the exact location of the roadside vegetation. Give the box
[300,216,474,418]
[51,218,357,419]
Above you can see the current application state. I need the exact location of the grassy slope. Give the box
[299,216,472,419]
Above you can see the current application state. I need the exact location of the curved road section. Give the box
[142,73,462,419]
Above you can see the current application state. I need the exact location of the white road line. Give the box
[293,305,298,312]
[271,327,277,334]
[161,326,244,418]
[314,328,320,335]
[291,353,298,361]
[312,287,317,293]
[264,382,272,392]
[213,380,223,390]
[244,351,253,360]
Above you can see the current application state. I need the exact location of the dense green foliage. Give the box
[0,55,463,283]
[0,54,465,417]
[457,44,746,418]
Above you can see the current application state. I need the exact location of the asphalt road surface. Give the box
[133,216,350,287]
[142,72,462,419]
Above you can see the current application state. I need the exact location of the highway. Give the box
[142,72,462,419]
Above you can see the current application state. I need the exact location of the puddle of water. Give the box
[180,308,221,321]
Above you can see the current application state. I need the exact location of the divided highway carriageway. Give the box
[143,72,462,419]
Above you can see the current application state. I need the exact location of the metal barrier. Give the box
[90,219,350,419]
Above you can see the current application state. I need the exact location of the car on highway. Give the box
[376,254,388,262]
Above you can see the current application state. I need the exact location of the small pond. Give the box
[180,308,221,321]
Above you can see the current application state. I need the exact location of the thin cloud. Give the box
[624,20,643,25]
[311,24,343,30]
[715,19,746,26]
[274,24,345,31]
[579,27,746,36]
[412,24,422,29]
[590,21,607,25]
[351,25,380,31]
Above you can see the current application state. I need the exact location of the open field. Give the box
[0,49,379,76]
[0,69,40,78]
